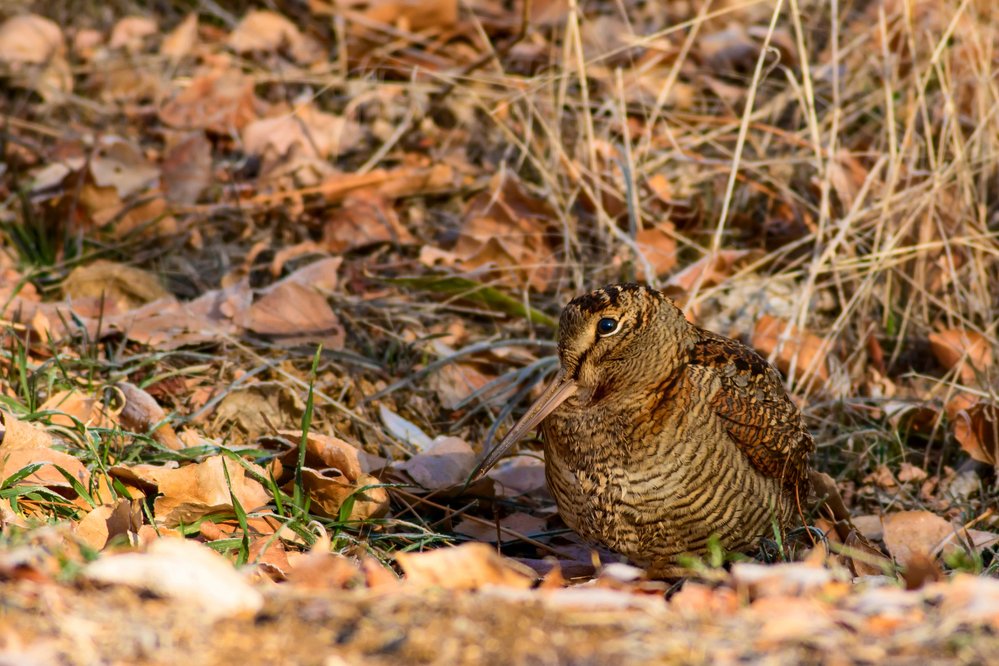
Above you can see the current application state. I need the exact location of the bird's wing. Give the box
[688,330,814,493]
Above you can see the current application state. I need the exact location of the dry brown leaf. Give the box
[108,461,179,493]
[286,546,363,590]
[485,456,547,498]
[64,260,170,314]
[38,389,117,430]
[89,136,160,198]
[159,70,261,133]
[1,409,55,450]
[0,14,64,64]
[454,512,546,543]
[242,281,345,350]
[227,10,323,64]
[276,429,383,479]
[117,382,183,450]
[161,13,198,61]
[881,510,960,568]
[84,538,263,619]
[666,250,752,292]
[321,190,414,253]
[752,314,830,383]
[929,328,992,384]
[633,222,677,280]
[152,456,270,527]
[243,103,361,164]
[429,360,494,411]
[396,542,535,590]
[108,16,158,52]
[213,382,303,438]
[0,411,90,490]
[296,468,389,520]
[74,499,142,551]
[162,132,212,205]
[355,0,458,33]
[396,436,476,490]
[450,175,559,291]
[951,400,999,470]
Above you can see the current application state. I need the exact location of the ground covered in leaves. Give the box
[1,0,999,663]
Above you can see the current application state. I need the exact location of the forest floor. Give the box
[1,0,998,664]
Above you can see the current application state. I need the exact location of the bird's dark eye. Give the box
[597,317,620,336]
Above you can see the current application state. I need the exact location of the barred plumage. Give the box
[477,283,814,576]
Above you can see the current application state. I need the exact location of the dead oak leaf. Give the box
[951,400,999,471]
[152,455,270,527]
[752,314,830,383]
[929,328,993,384]
[227,10,323,64]
[242,103,361,164]
[396,542,535,590]
[162,131,212,205]
[0,410,90,491]
[322,190,414,253]
[89,136,160,198]
[63,260,170,314]
[159,70,261,134]
[83,538,263,620]
[395,436,476,490]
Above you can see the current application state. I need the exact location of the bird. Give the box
[474,282,814,576]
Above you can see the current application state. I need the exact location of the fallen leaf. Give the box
[633,222,678,280]
[243,103,361,164]
[929,328,992,383]
[108,16,158,52]
[158,70,261,134]
[934,573,999,630]
[752,314,830,383]
[881,510,960,568]
[37,389,117,430]
[152,456,270,527]
[0,14,64,64]
[117,382,184,450]
[296,468,389,519]
[74,499,141,551]
[0,411,90,490]
[429,359,494,410]
[83,538,263,619]
[454,512,546,543]
[952,400,999,470]
[358,0,458,32]
[396,436,476,490]
[241,281,345,349]
[88,136,160,198]
[321,190,414,253]
[162,132,212,204]
[286,544,364,590]
[379,405,432,451]
[227,10,323,64]
[396,542,535,589]
[64,260,170,314]
[161,13,198,61]
[666,250,753,292]
[213,382,303,438]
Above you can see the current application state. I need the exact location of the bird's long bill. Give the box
[470,372,578,480]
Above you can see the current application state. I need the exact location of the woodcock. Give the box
[475,283,814,575]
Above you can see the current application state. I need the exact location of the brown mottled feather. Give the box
[500,283,815,575]
[689,330,813,495]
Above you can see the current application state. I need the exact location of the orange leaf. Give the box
[929,328,992,383]
[751,314,829,382]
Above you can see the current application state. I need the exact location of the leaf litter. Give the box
[1,0,999,663]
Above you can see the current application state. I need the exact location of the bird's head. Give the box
[472,283,696,478]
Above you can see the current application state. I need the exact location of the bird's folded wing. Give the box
[691,331,814,492]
